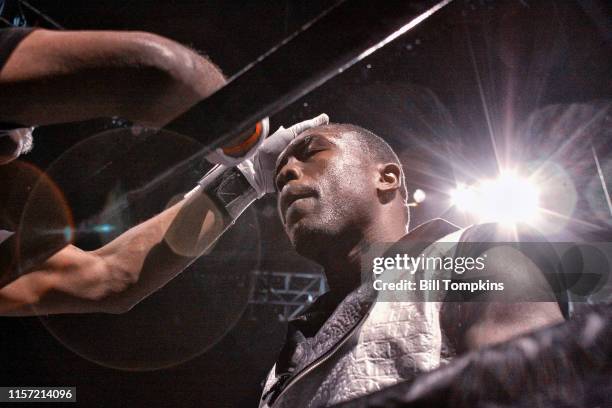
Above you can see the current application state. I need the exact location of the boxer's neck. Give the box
[319,218,406,297]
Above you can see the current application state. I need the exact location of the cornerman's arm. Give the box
[0,29,226,127]
[0,114,329,315]
[0,190,221,315]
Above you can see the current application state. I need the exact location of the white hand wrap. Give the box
[237,114,329,198]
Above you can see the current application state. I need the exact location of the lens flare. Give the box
[450,172,540,226]
[449,183,478,211]
[29,126,259,371]
[412,188,427,203]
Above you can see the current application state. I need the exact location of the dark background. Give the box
[1,0,611,407]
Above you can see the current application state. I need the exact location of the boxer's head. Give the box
[275,123,408,259]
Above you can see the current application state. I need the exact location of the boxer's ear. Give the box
[376,163,402,203]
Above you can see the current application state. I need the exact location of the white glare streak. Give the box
[356,0,453,62]
[450,172,540,226]
[592,144,612,217]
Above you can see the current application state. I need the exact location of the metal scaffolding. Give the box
[249,270,327,321]
[0,0,63,29]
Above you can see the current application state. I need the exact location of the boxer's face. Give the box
[275,126,377,257]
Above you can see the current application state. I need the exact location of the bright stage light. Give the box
[450,183,478,211]
[450,172,540,225]
[412,188,426,203]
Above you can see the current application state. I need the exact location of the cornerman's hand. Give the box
[238,114,329,197]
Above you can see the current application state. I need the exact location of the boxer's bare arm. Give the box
[0,29,225,127]
[0,190,224,315]
[445,246,565,352]
[461,301,563,349]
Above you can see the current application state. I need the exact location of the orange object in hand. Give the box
[206,117,269,165]
[222,120,266,157]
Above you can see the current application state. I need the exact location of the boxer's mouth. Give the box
[280,186,318,223]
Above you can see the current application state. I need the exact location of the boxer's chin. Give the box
[287,218,332,259]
